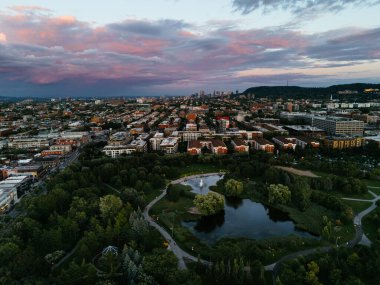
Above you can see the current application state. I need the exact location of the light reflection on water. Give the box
[181,175,318,244]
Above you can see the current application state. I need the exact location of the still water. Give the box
[181,175,317,244]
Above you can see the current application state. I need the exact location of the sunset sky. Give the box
[0,0,379,97]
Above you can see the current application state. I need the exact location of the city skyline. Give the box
[0,1,380,97]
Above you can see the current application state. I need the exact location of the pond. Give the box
[181,174,318,244]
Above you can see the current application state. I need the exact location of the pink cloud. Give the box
[0,7,379,91]
[0,32,6,43]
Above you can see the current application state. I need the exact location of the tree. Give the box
[305,261,321,285]
[194,192,225,216]
[99,195,123,222]
[251,260,266,285]
[321,216,333,241]
[143,249,178,284]
[225,179,244,197]
[267,184,291,205]
[292,179,311,211]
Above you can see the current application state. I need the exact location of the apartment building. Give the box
[252,138,275,153]
[8,137,51,149]
[324,136,365,149]
[160,137,179,154]
[311,116,364,136]
[150,132,165,151]
[231,139,249,153]
[272,137,297,150]
[211,139,228,155]
[102,145,138,158]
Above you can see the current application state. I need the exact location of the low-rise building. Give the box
[0,128,13,137]
[252,138,275,153]
[211,139,228,155]
[127,140,148,153]
[231,139,249,153]
[0,175,31,213]
[41,150,65,157]
[186,123,198,131]
[49,144,72,153]
[34,156,60,169]
[323,136,365,149]
[11,165,44,179]
[8,137,51,149]
[272,137,297,150]
[103,145,136,157]
[187,140,202,155]
[295,137,320,149]
[284,125,326,138]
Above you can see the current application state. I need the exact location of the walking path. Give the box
[143,173,222,269]
[51,244,80,271]
[143,174,380,283]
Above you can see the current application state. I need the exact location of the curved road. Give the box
[143,175,380,280]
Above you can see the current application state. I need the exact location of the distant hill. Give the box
[242,83,380,99]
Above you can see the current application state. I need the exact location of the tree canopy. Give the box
[194,192,225,216]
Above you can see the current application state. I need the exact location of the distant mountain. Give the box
[242,83,380,99]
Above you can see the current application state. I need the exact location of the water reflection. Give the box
[181,175,318,244]
[194,211,225,233]
[225,197,243,209]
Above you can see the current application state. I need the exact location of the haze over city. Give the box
[0,0,380,97]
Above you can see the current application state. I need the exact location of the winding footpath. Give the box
[143,175,380,283]
[143,173,221,269]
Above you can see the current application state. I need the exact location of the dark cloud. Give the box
[107,19,188,37]
[232,0,380,15]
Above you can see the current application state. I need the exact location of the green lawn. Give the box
[276,203,355,243]
[178,164,226,177]
[367,186,380,196]
[342,200,372,214]
[364,179,380,188]
[150,195,213,259]
[362,207,380,241]
[325,190,373,200]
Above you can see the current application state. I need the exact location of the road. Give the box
[143,173,222,269]
[6,148,81,219]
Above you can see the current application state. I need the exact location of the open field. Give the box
[275,166,320,178]
[342,200,373,214]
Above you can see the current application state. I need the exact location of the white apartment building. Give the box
[160,138,179,154]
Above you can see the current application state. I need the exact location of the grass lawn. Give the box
[277,203,355,243]
[178,164,226,177]
[362,207,380,241]
[342,200,372,214]
[367,186,380,196]
[150,195,213,259]
[325,190,373,200]
[364,179,380,188]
